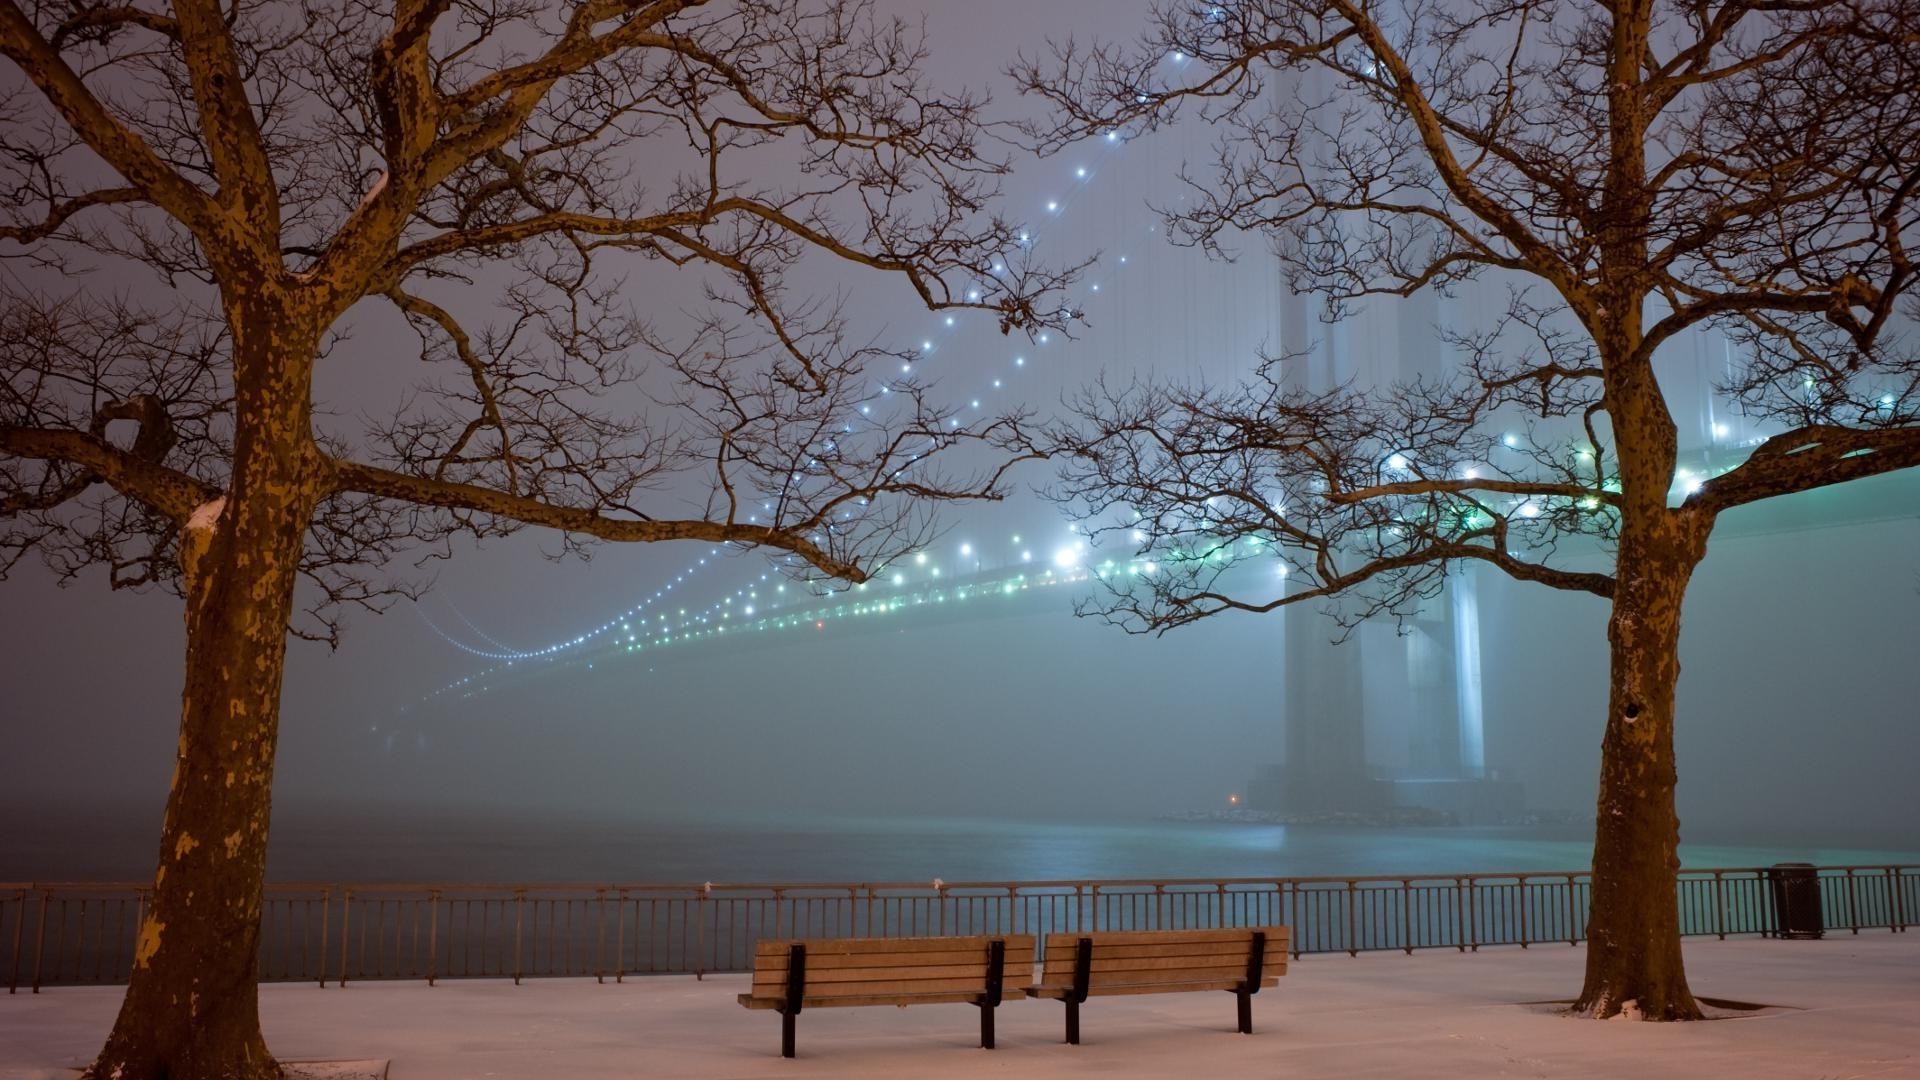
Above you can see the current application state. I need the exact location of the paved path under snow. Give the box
[4,934,1916,1078]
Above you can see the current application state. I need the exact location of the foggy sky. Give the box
[3,0,1918,865]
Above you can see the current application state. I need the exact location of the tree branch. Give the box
[1691,425,1920,514]
[0,425,217,522]
[328,456,871,582]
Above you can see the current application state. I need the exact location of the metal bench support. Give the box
[780,943,806,1058]
[1236,930,1267,1034]
[976,938,1006,1049]
[1063,936,1093,1044]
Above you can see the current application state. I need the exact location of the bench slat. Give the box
[1036,940,1286,962]
[740,990,1024,1010]
[1038,950,1288,972]
[755,934,1033,956]
[1038,963,1279,987]
[1037,955,1287,980]
[1029,977,1278,1000]
[1044,937,1282,960]
[750,975,1025,997]
[751,947,1035,974]
[1040,928,1288,949]
[754,962,1028,987]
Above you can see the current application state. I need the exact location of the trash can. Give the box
[1767,863,1824,939]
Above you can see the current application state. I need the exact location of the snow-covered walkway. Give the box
[4,934,1916,1078]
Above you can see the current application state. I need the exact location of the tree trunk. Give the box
[90,308,320,1080]
[1574,514,1708,1020]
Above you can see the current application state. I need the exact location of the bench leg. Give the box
[979,1001,996,1049]
[1065,998,1080,1045]
[1236,987,1252,1034]
[781,1009,796,1058]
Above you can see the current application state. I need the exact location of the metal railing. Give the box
[4,865,1912,992]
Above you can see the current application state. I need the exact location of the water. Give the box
[7,804,1917,884]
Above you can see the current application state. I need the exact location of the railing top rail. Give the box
[2,864,1914,895]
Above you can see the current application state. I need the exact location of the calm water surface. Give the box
[8,807,1916,883]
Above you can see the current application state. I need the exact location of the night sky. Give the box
[3,0,1917,858]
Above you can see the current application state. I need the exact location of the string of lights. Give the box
[419,132,1145,691]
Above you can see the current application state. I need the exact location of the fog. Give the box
[3,0,1919,880]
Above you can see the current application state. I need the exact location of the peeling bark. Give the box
[88,312,320,1080]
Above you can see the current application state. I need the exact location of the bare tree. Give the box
[1016,0,1919,1019]
[0,2,1079,1075]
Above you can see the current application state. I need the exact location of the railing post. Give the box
[318,888,330,988]
[595,887,607,984]
[338,889,352,988]
[1453,877,1466,953]
[31,890,49,993]
[1846,869,1860,935]
[7,887,25,994]
[1517,877,1530,948]
[614,888,626,983]
[1345,881,1357,957]
[1566,874,1578,945]
[1713,872,1726,940]
[1401,880,1413,955]
[1890,868,1906,933]
[1283,881,1300,958]
[695,884,708,981]
[1468,876,1480,952]
[513,889,525,985]
[426,890,439,987]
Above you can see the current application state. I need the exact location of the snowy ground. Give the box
[4,934,1916,1078]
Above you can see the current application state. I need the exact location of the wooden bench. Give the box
[737,934,1035,1058]
[1029,927,1289,1043]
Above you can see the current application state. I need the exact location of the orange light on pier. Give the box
[1228,793,1240,806]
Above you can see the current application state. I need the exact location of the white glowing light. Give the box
[1076,167,1087,178]
[960,543,973,557]
[1712,422,1730,439]
[1015,356,1025,367]
[1047,200,1059,212]
[944,316,955,326]
[1387,453,1410,471]
[1502,433,1520,448]
[1021,550,1033,562]
[915,552,928,565]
